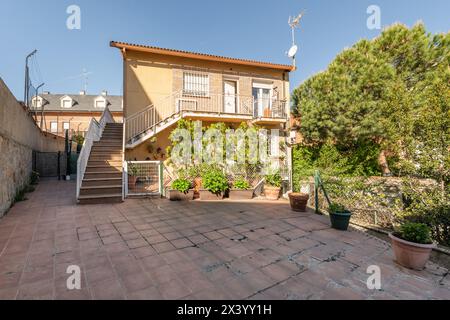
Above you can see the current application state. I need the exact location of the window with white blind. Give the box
[50,122,58,133]
[183,72,209,96]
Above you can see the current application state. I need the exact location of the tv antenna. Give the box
[287,11,305,69]
[81,68,91,93]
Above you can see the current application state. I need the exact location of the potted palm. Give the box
[167,178,193,201]
[264,171,282,200]
[199,169,229,200]
[229,177,253,200]
[328,203,352,231]
[389,222,436,270]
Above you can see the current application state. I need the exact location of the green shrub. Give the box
[30,171,40,185]
[203,169,229,195]
[171,179,191,194]
[233,178,251,190]
[396,222,433,245]
[328,202,349,213]
[265,171,282,188]
[14,188,27,203]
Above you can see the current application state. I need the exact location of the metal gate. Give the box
[124,161,163,197]
[33,151,67,178]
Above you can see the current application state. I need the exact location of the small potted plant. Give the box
[167,178,193,201]
[128,163,139,188]
[199,169,229,200]
[328,203,352,231]
[264,171,282,200]
[229,177,253,200]
[389,222,436,270]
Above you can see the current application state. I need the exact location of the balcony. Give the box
[125,91,288,143]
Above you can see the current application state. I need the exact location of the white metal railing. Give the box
[124,161,163,197]
[76,106,115,199]
[125,91,287,143]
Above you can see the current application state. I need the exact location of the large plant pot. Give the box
[289,193,309,212]
[128,176,137,187]
[198,189,224,201]
[329,211,352,231]
[194,178,202,192]
[229,189,254,200]
[264,186,281,200]
[389,233,436,270]
[167,189,194,201]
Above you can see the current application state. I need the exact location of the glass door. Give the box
[253,86,272,117]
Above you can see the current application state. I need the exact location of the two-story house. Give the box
[76,41,294,204]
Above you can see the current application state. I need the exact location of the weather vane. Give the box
[287,11,305,69]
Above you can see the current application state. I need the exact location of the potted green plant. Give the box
[167,178,193,201]
[389,222,436,270]
[328,203,352,231]
[264,171,282,200]
[73,134,85,153]
[128,163,140,188]
[199,169,229,200]
[229,177,253,200]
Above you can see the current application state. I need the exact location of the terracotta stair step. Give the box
[83,171,122,179]
[85,165,122,173]
[79,185,122,196]
[89,156,123,161]
[87,160,122,166]
[82,177,122,187]
[78,193,123,205]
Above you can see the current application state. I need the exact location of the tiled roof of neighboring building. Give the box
[110,41,295,72]
[30,93,123,112]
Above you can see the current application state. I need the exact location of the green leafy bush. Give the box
[30,171,40,185]
[396,222,433,245]
[203,169,229,195]
[265,171,282,188]
[128,163,141,176]
[171,179,191,194]
[233,178,251,190]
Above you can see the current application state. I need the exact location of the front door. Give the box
[224,81,237,114]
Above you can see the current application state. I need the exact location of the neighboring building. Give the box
[30,91,123,137]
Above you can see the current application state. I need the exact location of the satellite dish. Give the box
[288,45,298,58]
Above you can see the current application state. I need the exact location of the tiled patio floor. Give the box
[0,180,449,300]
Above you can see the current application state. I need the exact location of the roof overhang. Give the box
[110,41,295,72]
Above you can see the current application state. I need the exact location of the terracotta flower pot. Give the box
[265,186,281,200]
[229,189,254,200]
[389,233,436,271]
[167,189,194,201]
[128,176,137,187]
[194,177,202,192]
[288,193,309,212]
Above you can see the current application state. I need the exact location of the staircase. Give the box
[78,123,124,204]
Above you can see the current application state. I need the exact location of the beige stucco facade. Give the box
[114,43,292,162]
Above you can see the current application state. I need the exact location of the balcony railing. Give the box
[125,91,287,143]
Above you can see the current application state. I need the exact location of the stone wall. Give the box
[0,78,65,217]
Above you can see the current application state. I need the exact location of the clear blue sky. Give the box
[1,0,449,100]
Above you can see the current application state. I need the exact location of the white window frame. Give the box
[63,122,70,131]
[252,82,273,117]
[32,96,43,108]
[61,95,73,108]
[94,96,107,108]
[50,121,58,133]
[183,72,210,97]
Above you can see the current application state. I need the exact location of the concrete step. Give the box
[90,151,123,156]
[83,171,122,179]
[91,147,123,152]
[94,141,122,146]
[79,185,122,196]
[82,177,123,187]
[78,193,123,205]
